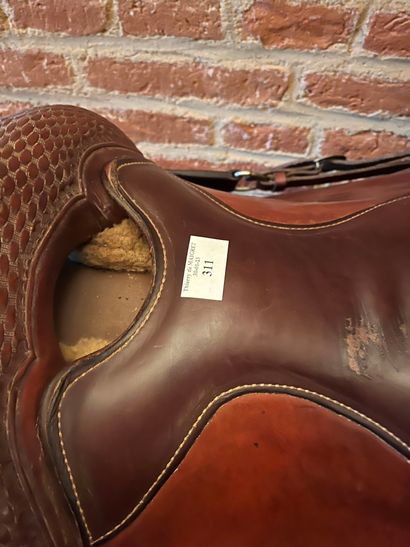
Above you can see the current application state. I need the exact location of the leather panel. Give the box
[54,161,410,542]
[206,169,410,224]
[107,393,410,547]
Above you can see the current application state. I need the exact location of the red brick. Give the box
[0,50,72,88]
[244,0,357,50]
[119,0,222,40]
[364,12,410,58]
[9,0,108,35]
[321,129,410,160]
[96,109,213,145]
[303,72,410,117]
[222,121,310,154]
[87,59,288,107]
[0,102,34,118]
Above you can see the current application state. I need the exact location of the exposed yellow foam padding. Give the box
[71,219,153,272]
[60,337,108,361]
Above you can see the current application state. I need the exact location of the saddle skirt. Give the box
[1,105,409,546]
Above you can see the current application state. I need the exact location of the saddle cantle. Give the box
[1,105,410,547]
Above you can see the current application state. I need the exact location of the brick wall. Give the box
[0,0,409,171]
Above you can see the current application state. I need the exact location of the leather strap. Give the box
[172,153,410,193]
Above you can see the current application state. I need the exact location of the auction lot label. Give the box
[181,236,229,301]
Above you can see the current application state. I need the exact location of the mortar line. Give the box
[0,34,408,75]
[1,88,408,135]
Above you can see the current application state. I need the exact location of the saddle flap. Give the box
[46,158,410,543]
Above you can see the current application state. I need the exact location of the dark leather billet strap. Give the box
[173,152,410,192]
[171,168,239,192]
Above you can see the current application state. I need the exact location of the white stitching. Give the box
[56,160,410,544]
[191,182,410,231]
[120,162,410,233]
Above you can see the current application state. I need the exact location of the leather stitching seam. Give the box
[191,183,410,230]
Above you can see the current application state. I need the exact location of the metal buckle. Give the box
[232,155,347,193]
[232,170,252,179]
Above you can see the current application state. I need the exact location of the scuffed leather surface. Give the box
[108,393,410,547]
[0,106,136,546]
[55,160,410,542]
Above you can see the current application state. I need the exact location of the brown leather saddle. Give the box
[1,105,409,547]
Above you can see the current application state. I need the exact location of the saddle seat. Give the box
[0,105,409,547]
